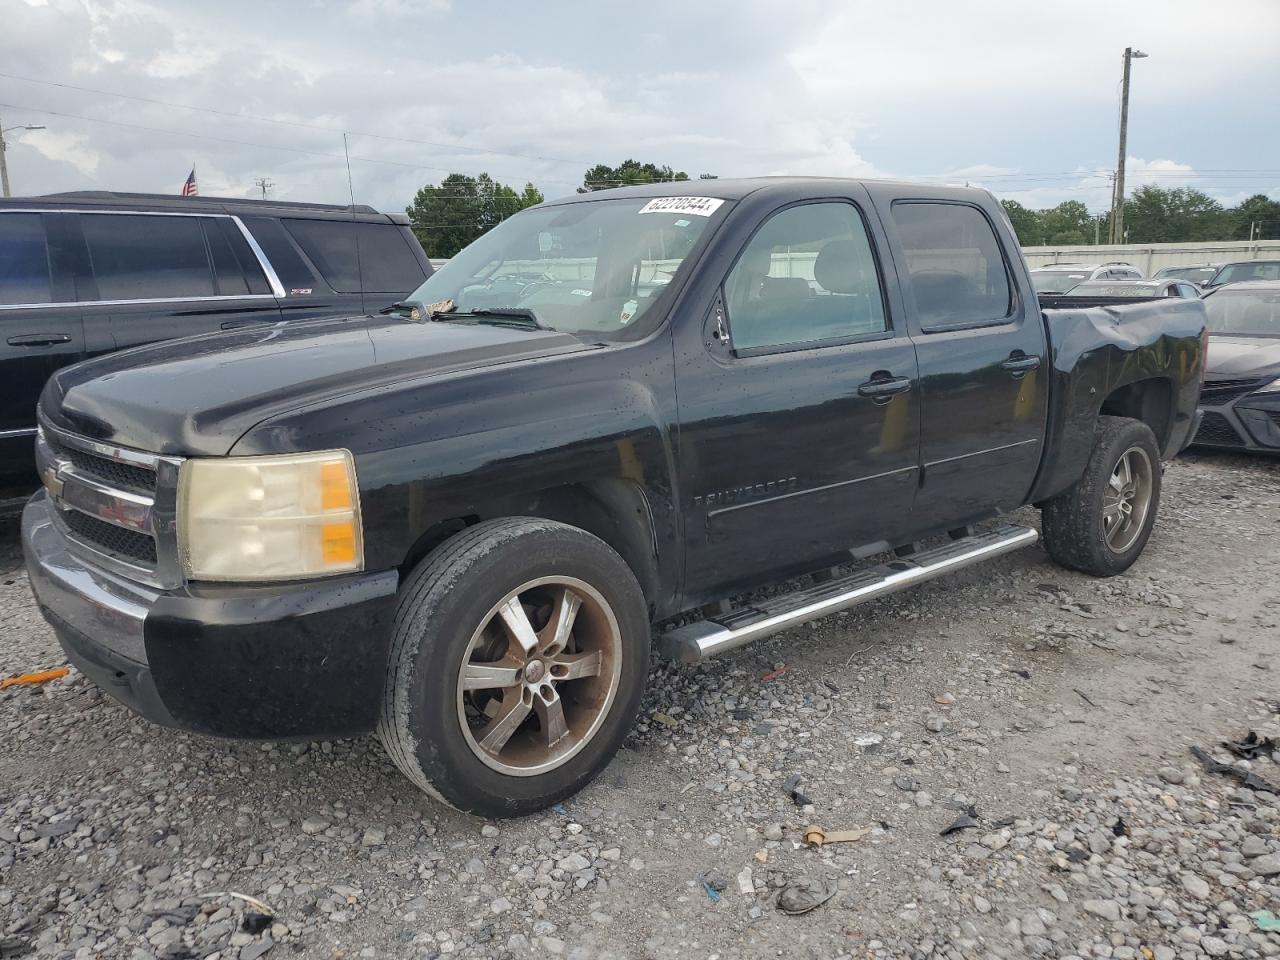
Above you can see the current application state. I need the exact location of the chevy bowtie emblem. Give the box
[43,465,65,499]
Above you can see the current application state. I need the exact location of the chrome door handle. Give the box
[1001,354,1041,373]
[8,333,72,347]
[857,376,913,403]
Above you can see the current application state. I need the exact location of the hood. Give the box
[1206,335,1280,379]
[42,315,591,456]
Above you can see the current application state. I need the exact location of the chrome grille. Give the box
[36,417,184,588]
[46,436,157,494]
[61,510,159,565]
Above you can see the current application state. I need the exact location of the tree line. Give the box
[1001,188,1280,247]
[406,160,715,258]
[406,163,1280,258]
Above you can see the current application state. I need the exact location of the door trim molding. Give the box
[924,437,1040,470]
[707,464,917,520]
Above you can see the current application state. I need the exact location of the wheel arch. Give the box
[1098,376,1176,453]
[399,479,664,618]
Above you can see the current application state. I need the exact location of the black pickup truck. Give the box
[21,178,1206,816]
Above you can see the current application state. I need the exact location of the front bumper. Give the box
[22,491,400,739]
[1192,397,1280,453]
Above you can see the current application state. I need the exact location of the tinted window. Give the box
[202,218,270,296]
[0,213,52,305]
[284,219,427,294]
[82,214,215,301]
[892,202,1012,328]
[241,217,317,294]
[1214,261,1280,285]
[724,202,886,351]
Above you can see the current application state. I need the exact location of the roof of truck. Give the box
[544,176,993,205]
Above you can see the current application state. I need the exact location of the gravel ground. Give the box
[1,450,1279,960]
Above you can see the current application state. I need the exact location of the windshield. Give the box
[401,196,727,338]
[1031,270,1091,293]
[1156,266,1216,282]
[1205,288,1280,336]
[1210,261,1280,286]
[1066,282,1161,298]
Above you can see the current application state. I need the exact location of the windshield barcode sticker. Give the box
[638,197,724,217]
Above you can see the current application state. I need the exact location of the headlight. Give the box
[1256,377,1280,394]
[178,450,363,581]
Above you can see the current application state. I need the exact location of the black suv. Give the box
[0,191,432,492]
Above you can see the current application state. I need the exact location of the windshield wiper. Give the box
[431,307,554,331]
[379,301,414,315]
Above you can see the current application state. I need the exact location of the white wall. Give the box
[1021,240,1280,275]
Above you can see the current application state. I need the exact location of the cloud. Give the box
[21,128,101,176]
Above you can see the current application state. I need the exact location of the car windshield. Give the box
[1031,270,1092,293]
[1210,261,1280,286]
[1066,282,1160,297]
[1205,288,1280,336]
[401,196,727,338]
[1156,266,1216,282]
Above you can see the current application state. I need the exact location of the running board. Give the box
[660,524,1039,663]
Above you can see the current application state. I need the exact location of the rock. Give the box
[360,827,385,847]
[1082,899,1122,922]
[973,896,991,914]
[763,824,784,842]
[490,897,512,914]
[1181,872,1212,900]
[240,936,273,960]
[1157,766,1184,785]
[557,852,591,872]
[1252,854,1280,876]
[300,817,330,835]
[480,824,500,839]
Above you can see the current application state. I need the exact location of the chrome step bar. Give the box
[660,524,1039,663]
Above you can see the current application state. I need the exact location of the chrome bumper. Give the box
[22,491,158,664]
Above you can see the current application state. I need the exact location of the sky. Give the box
[2,0,1278,219]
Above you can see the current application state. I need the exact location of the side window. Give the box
[0,213,52,305]
[202,218,270,296]
[724,202,886,351]
[353,224,428,292]
[890,202,1013,329]
[241,217,318,294]
[282,220,428,294]
[81,214,215,301]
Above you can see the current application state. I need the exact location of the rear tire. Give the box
[1041,416,1162,577]
[377,518,650,817]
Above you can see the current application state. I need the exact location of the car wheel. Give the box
[377,517,650,816]
[1041,415,1162,577]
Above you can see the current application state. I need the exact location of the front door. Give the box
[676,196,921,604]
[880,197,1049,527]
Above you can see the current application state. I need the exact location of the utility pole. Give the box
[0,112,48,198]
[253,177,275,200]
[1110,47,1148,244]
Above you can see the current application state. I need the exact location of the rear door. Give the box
[0,211,84,475]
[876,193,1049,528]
[77,212,281,358]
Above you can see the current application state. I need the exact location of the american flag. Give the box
[181,167,198,197]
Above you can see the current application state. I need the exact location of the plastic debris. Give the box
[1009,669,1031,680]
[652,712,678,729]
[1251,910,1280,932]
[196,891,274,915]
[1111,817,1128,838]
[853,734,883,749]
[1222,731,1278,761]
[933,692,957,706]
[940,806,981,836]
[1191,746,1279,794]
[0,667,70,690]
[551,803,568,815]
[701,879,721,904]
[776,878,838,916]
[803,825,871,847]
[761,665,791,681]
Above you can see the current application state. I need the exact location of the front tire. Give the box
[377,518,650,816]
[1041,416,1162,577]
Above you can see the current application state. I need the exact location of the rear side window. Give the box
[0,213,52,305]
[201,218,270,296]
[82,214,215,301]
[724,201,887,352]
[283,219,427,294]
[241,217,318,294]
[891,202,1013,329]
